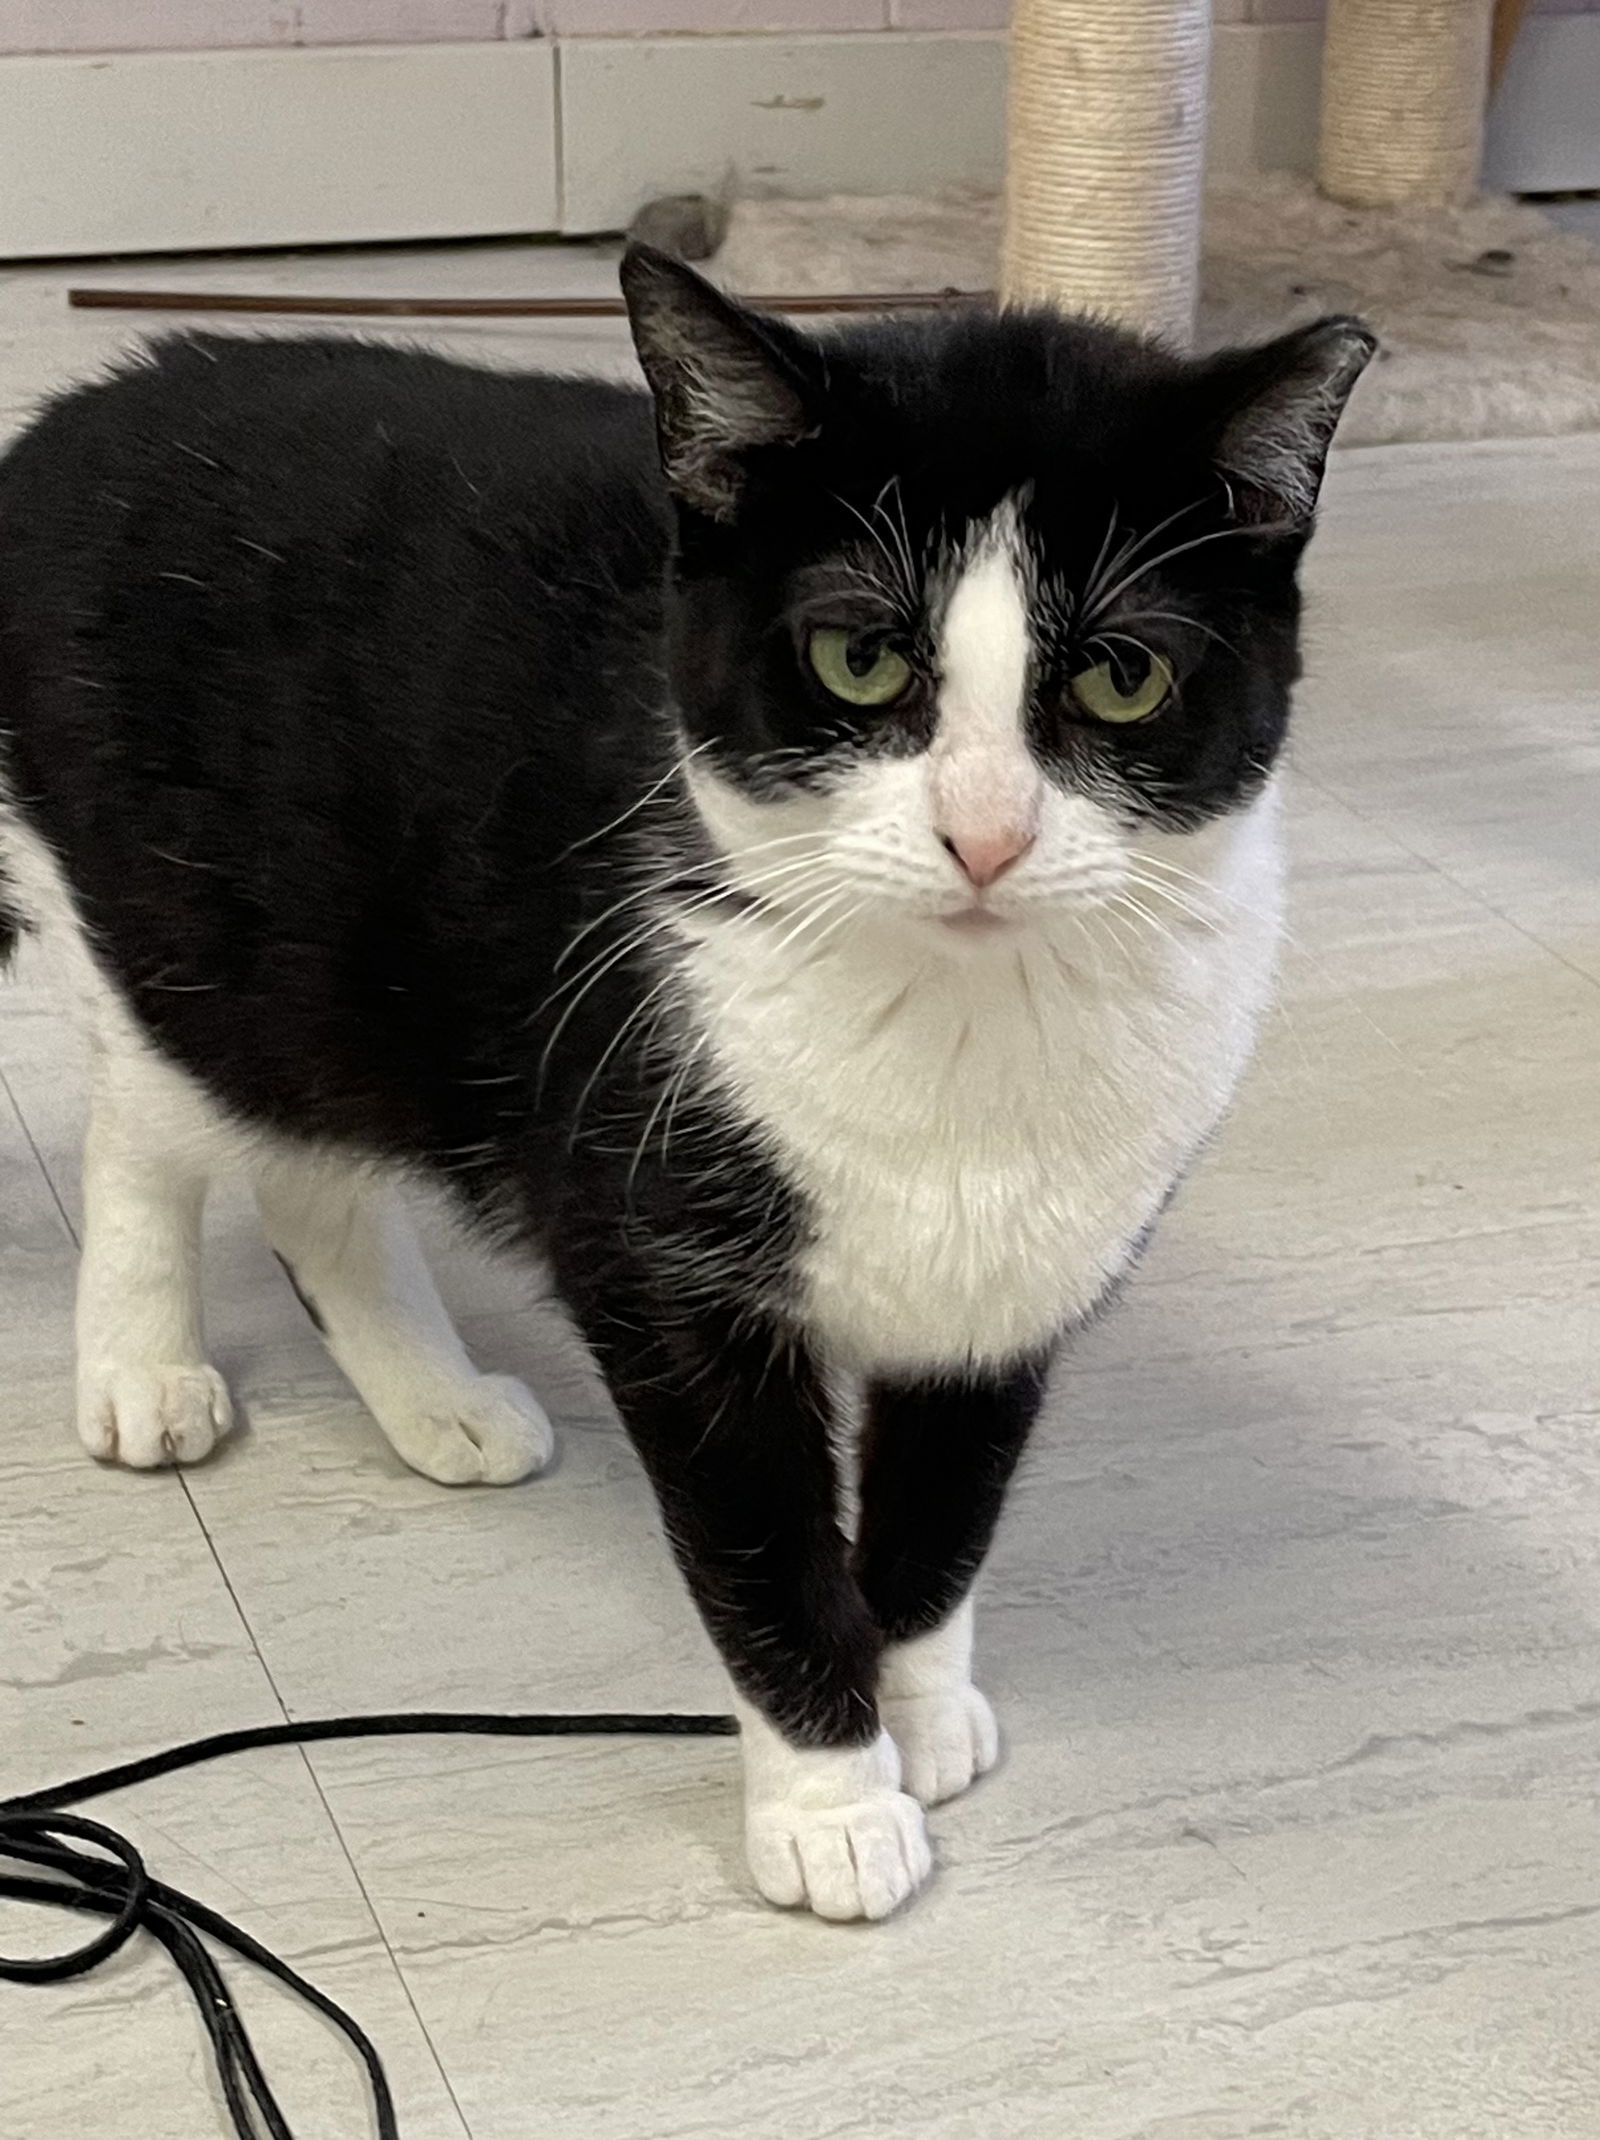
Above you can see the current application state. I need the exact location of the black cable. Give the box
[0,1709,738,2139]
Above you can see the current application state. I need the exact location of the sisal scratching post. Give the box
[1318,0,1494,209]
[1002,0,1211,345]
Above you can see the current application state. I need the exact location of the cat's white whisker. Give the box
[536,852,836,1061]
[551,825,831,979]
[1076,501,1124,623]
[553,738,714,863]
[1080,494,1208,618]
[1115,608,1249,664]
[1122,865,1231,932]
[1086,628,1160,675]
[1087,522,1263,623]
[569,855,855,1143]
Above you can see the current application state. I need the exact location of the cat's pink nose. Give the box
[939,825,1036,889]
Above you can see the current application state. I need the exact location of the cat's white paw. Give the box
[877,1603,999,1805]
[881,1685,999,1807]
[747,1789,932,1922]
[375,1371,554,1485]
[78,1363,235,1469]
[737,1709,933,1921]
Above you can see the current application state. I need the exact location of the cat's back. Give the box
[0,334,674,1154]
[0,330,671,861]
[0,331,663,582]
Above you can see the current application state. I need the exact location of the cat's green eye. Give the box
[1069,650,1175,725]
[808,627,913,708]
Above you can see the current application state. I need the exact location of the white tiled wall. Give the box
[2,0,1596,49]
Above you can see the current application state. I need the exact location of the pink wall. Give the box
[2,0,1594,50]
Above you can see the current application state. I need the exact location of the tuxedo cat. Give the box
[0,249,1371,1918]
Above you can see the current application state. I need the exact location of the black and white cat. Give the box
[0,249,1371,1920]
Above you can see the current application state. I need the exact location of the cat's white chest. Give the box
[677,803,1283,1375]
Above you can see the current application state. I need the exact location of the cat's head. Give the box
[621,245,1373,944]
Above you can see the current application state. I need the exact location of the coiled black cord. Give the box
[0,1709,738,2139]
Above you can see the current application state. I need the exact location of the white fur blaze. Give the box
[929,503,1042,869]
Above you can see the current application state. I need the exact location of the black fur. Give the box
[0,266,1369,1750]
[856,1357,1052,1645]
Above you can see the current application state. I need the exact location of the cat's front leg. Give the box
[577,1298,930,1921]
[855,1358,1051,1806]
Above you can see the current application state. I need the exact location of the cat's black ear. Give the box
[1204,317,1376,530]
[620,243,821,522]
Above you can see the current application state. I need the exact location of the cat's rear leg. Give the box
[254,1159,552,1485]
[75,1051,232,1468]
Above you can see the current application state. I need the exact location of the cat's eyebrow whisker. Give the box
[877,477,919,606]
[825,559,908,611]
[832,490,900,580]
[1112,608,1247,664]
[1078,502,1124,621]
[1087,522,1263,624]
[832,485,921,608]
[1080,495,1209,618]
[1086,629,1159,673]
[1078,525,1149,622]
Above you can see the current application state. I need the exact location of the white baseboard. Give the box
[0,19,1591,261]
[0,40,557,258]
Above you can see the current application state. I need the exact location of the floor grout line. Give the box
[184,1497,478,2139]
[1293,771,1600,1001]
[0,1059,77,1245]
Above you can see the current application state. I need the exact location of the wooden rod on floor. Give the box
[66,287,990,320]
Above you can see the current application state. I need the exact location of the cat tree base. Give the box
[1318,0,1495,209]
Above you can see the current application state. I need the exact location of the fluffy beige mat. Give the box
[717,175,1600,447]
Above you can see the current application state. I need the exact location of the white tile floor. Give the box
[2,246,1600,2140]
